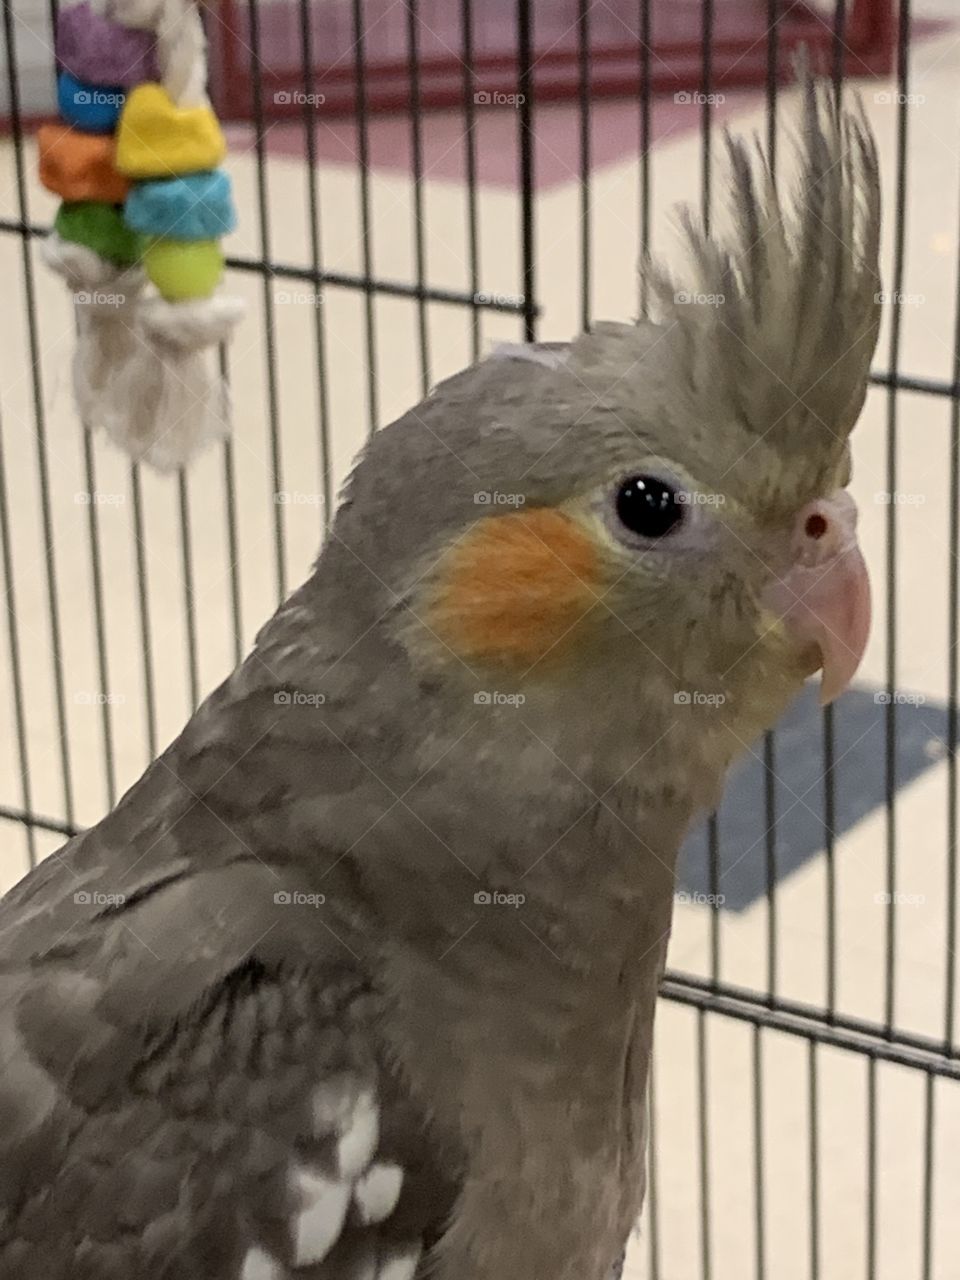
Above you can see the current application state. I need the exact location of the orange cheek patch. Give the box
[426,508,603,667]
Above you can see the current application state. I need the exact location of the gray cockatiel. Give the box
[0,80,879,1280]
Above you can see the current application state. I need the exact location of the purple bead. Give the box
[57,2,159,90]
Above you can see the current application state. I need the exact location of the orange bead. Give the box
[38,124,129,204]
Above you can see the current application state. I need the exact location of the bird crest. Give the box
[642,76,882,468]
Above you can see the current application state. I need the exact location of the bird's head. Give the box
[325,82,880,793]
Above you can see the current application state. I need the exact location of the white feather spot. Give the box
[354,1162,404,1224]
[292,1167,352,1266]
[239,1246,283,1280]
[377,1243,422,1280]
[337,1089,379,1178]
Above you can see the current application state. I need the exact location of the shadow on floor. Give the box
[678,683,950,911]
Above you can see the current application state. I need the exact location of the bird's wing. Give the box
[0,826,458,1279]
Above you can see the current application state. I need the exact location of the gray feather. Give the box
[643,74,881,463]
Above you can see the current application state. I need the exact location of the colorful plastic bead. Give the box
[143,238,224,301]
[116,85,227,181]
[54,202,144,267]
[57,71,125,133]
[125,170,237,241]
[38,125,130,204]
[56,1,159,90]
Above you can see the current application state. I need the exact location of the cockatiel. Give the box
[0,78,878,1280]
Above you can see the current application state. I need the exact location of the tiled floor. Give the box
[2,6,960,1279]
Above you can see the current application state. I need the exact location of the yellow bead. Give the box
[116,84,226,180]
[144,238,224,301]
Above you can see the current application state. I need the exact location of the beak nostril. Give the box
[805,513,828,540]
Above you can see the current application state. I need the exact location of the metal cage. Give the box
[0,0,957,1276]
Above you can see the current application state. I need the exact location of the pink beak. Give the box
[764,490,871,705]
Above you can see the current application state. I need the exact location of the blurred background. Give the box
[1,1,959,1276]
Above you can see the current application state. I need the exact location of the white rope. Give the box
[104,0,167,32]
[156,0,209,106]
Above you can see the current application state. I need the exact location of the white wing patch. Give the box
[379,1244,422,1280]
[354,1162,404,1225]
[236,1077,420,1279]
[239,1247,283,1280]
[292,1168,353,1266]
[336,1088,379,1178]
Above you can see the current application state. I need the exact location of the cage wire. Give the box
[0,0,959,1276]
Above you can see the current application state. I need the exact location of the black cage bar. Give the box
[0,0,957,1276]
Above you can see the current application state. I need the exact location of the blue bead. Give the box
[124,170,237,241]
[57,71,124,133]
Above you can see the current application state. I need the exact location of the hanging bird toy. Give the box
[38,0,244,471]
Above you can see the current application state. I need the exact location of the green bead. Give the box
[54,201,144,266]
[143,237,223,301]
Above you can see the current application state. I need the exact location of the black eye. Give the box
[615,475,684,539]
